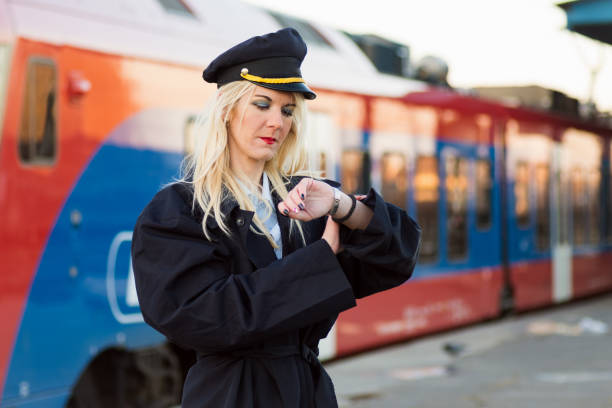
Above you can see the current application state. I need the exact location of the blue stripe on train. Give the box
[2,144,181,407]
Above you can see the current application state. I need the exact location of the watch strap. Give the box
[333,194,357,223]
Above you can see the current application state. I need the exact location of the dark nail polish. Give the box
[283,209,289,216]
[298,203,304,210]
[301,193,304,199]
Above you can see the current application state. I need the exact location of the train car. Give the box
[1,0,610,406]
[334,91,612,354]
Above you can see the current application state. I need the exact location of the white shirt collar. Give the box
[236,172,273,204]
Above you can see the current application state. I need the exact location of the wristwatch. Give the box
[328,187,341,217]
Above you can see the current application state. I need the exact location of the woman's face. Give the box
[227,86,295,172]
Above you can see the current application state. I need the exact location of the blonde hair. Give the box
[181,81,315,247]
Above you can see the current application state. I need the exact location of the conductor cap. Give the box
[202,28,316,100]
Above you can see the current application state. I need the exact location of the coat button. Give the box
[236,218,244,227]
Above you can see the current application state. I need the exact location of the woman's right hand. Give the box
[322,216,341,254]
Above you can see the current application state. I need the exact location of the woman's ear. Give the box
[222,107,232,127]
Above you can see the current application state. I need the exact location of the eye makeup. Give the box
[251,96,295,118]
[281,107,294,117]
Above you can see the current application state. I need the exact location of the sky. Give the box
[243,0,612,113]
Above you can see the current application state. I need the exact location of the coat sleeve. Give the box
[337,188,422,298]
[131,184,356,353]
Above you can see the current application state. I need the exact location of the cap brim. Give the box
[247,80,316,100]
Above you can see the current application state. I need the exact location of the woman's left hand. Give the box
[277,178,334,222]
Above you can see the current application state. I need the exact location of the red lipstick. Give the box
[260,137,276,145]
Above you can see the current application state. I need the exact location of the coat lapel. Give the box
[236,175,317,267]
[245,224,278,269]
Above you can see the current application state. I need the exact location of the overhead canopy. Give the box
[558,0,612,45]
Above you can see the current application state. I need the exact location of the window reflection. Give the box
[381,152,407,208]
[514,162,530,227]
[559,174,570,245]
[586,168,601,244]
[570,166,600,246]
[445,155,468,260]
[414,156,439,263]
[341,150,369,194]
[571,168,587,246]
[475,159,492,229]
[535,164,550,251]
[19,60,56,164]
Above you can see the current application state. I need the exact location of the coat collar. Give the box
[204,175,300,229]
[204,177,297,269]
[202,175,337,269]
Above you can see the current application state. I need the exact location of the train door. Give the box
[504,119,555,310]
[550,141,572,303]
[562,128,607,298]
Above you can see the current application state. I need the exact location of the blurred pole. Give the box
[570,32,606,112]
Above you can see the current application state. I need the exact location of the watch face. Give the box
[330,188,341,216]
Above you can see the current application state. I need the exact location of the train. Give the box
[1,0,611,406]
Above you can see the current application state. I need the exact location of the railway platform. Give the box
[325,293,612,408]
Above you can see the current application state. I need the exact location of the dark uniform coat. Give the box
[131,177,421,408]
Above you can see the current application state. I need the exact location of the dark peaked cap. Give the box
[203,28,316,99]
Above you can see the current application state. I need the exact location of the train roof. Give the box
[0,0,427,97]
[405,89,612,137]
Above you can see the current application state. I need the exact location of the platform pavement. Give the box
[325,293,612,408]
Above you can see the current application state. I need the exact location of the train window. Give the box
[381,152,407,208]
[18,59,56,165]
[535,164,550,251]
[341,149,370,194]
[157,0,196,18]
[268,11,334,48]
[445,155,469,260]
[559,175,571,245]
[475,159,492,229]
[414,156,439,263]
[571,168,587,246]
[586,168,601,244]
[514,162,530,227]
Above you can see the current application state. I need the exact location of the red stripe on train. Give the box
[573,252,612,298]
[335,268,504,356]
[510,259,552,311]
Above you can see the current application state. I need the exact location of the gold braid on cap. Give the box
[240,68,304,84]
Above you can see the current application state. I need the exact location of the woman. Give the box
[132,28,421,408]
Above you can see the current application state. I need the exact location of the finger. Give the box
[283,195,301,215]
[277,201,290,217]
[355,194,367,201]
[294,178,311,202]
[288,189,305,212]
[282,200,314,221]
